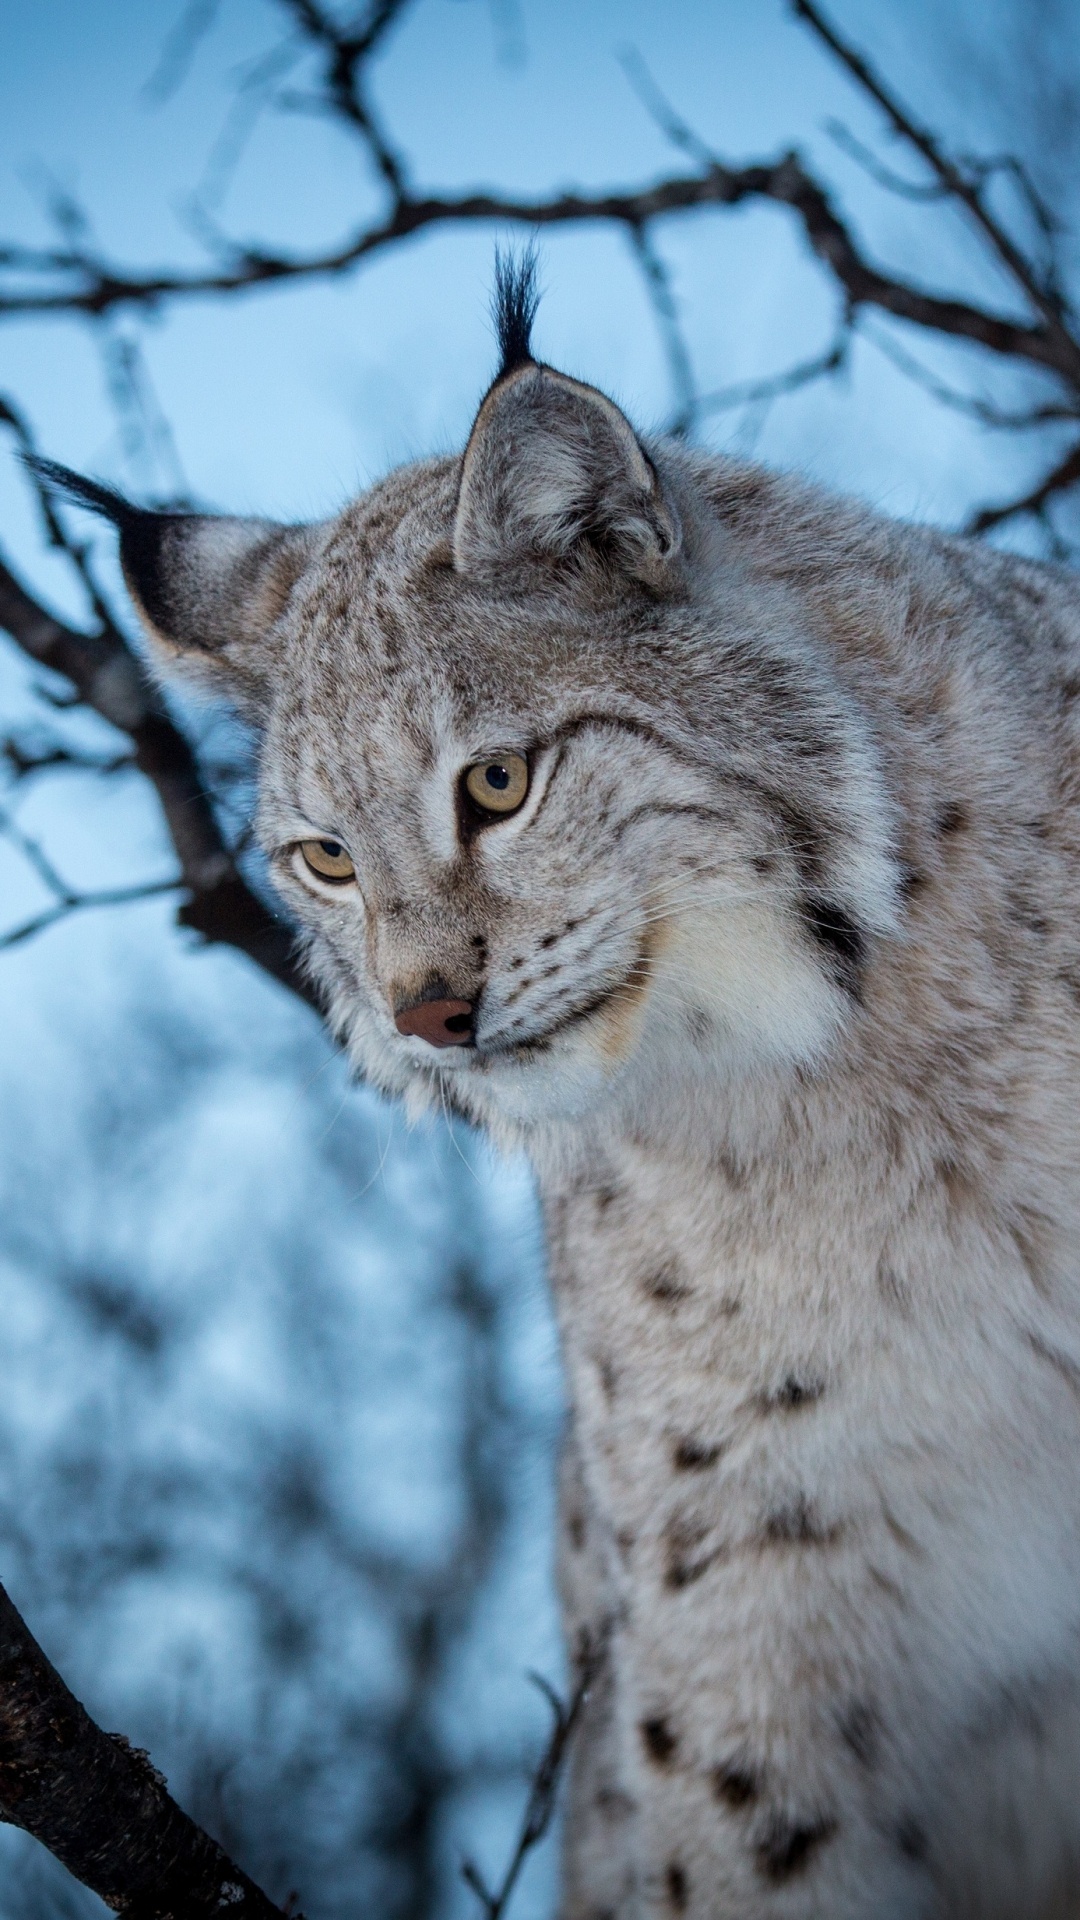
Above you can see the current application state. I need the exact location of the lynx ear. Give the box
[31,461,315,714]
[453,363,681,585]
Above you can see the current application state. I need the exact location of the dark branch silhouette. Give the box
[0,402,316,1003]
[5,0,1080,533]
[0,1577,293,1917]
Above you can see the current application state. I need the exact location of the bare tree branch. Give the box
[5,163,1071,379]
[792,0,1076,337]
[461,1650,598,1920]
[825,119,950,202]
[143,0,223,106]
[2,737,135,778]
[695,333,848,421]
[861,319,1080,429]
[0,880,184,952]
[966,438,1080,534]
[627,224,698,436]
[0,1576,294,1916]
[0,406,316,1000]
[0,545,312,992]
[276,0,413,199]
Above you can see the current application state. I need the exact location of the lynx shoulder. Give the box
[43,261,1080,1917]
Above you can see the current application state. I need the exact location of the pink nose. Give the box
[395,997,475,1048]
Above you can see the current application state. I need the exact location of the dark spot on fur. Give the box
[641,1718,678,1764]
[673,1437,722,1471]
[713,1763,759,1808]
[595,1785,636,1819]
[714,1150,747,1189]
[592,1182,622,1213]
[895,1814,928,1862]
[665,1864,688,1911]
[936,801,967,837]
[803,901,864,995]
[1061,675,1080,705]
[683,1006,712,1043]
[899,863,926,899]
[763,1495,842,1547]
[540,932,559,949]
[568,1509,586,1551]
[762,1375,823,1413]
[508,955,524,970]
[755,1813,837,1881]
[752,854,775,876]
[616,1527,635,1559]
[837,1699,878,1770]
[1007,887,1050,937]
[643,1262,691,1305]
[774,800,825,885]
[597,1355,617,1401]
[664,1519,716,1588]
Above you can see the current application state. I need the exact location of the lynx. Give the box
[45,257,1080,1918]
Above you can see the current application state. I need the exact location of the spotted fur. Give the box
[49,287,1080,1916]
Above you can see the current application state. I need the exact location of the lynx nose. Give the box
[394,996,475,1048]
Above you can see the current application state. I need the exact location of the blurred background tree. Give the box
[2,1,1079,1915]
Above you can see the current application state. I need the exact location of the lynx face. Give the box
[254,475,896,1143]
[43,269,898,1142]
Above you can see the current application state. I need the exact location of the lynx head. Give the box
[40,258,899,1148]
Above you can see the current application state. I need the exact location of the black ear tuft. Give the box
[492,244,540,379]
[26,454,316,711]
[26,456,146,531]
[29,456,198,639]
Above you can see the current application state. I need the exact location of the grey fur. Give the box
[102,347,1080,1917]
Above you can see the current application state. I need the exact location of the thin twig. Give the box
[792,0,1078,353]
[143,0,223,106]
[461,1650,598,1920]
[627,223,698,436]
[0,880,183,952]
[825,120,948,202]
[966,438,1080,534]
[695,334,848,421]
[276,0,412,200]
[862,320,1080,430]
[1,738,135,779]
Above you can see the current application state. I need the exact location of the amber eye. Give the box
[298,838,356,884]
[464,753,529,816]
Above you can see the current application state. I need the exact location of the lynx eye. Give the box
[298,838,356,883]
[464,753,529,816]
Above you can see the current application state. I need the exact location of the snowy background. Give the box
[0,1,1078,1915]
